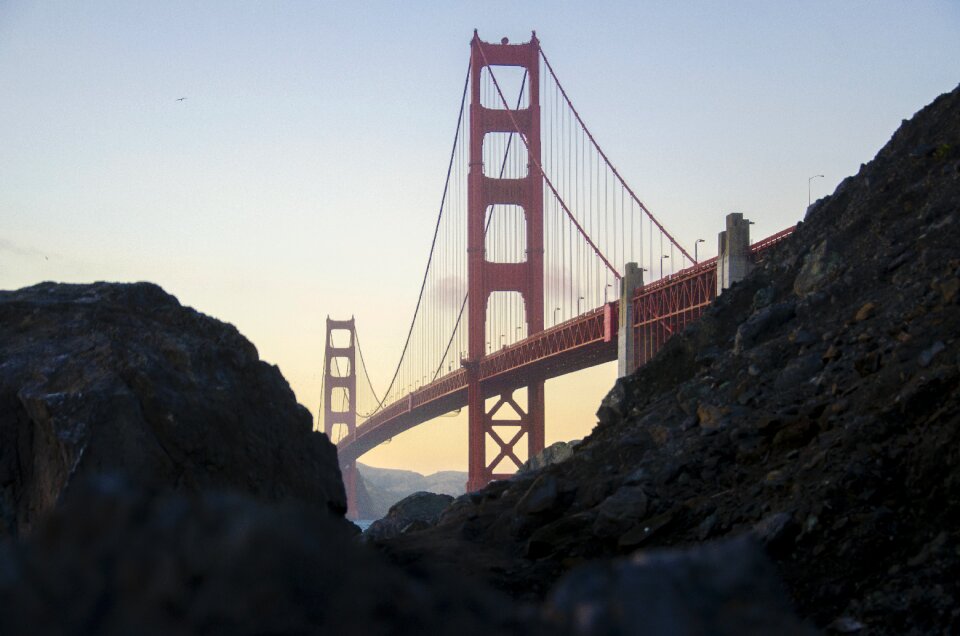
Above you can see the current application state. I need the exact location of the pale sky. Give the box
[2,2,958,473]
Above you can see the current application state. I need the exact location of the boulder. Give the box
[521,440,579,473]
[364,491,454,542]
[0,282,345,537]
[544,537,815,635]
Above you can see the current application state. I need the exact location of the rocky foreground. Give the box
[0,282,345,537]
[0,84,956,634]
[376,85,960,633]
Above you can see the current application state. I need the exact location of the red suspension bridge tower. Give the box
[465,32,545,491]
[322,317,359,519]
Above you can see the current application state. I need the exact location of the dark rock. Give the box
[521,440,578,473]
[591,485,649,538]
[753,512,798,555]
[0,282,344,538]
[544,537,815,635]
[517,473,560,515]
[918,340,945,367]
[733,302,796,354]
[793,240,843,296]
[827,616,865,633]
[365,491,454,542]
[0,477,544,635]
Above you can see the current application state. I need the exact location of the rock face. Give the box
[0,282,345,537]
[364,491,454,542]
[544,537,815,636]
[0,477,546,635]
[520,440,579,473]
[378,85,960,634]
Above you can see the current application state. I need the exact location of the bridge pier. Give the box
[717,212,753,294]
[617,262,645,378]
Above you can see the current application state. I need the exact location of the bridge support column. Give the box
[717,212,753,295]
[617,262,645,377]
[322,317,359,520]
[466,32,544,492]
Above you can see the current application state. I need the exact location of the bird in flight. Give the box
[176,97,187,102]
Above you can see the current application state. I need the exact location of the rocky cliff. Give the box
[0,282,345,537]
[377,85,960,633]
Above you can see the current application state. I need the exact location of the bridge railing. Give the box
[629,226,795,369]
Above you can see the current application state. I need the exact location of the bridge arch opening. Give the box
[480,65,528,110]
[485,291,528,351]
[482,132,528,179]
[328,329,353,349]
[329,387,351,413]
[328,356,351,377]
[485,204,527,263]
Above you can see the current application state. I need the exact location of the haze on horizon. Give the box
[2,1,958,474]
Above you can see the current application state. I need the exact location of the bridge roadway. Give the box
[335,226,794,466]
[336,301,618,465]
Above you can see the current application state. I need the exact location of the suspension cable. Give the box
[538,45,694,264]
[358,61,471,416]
[354,327,384,417]
[431,69,529,381]
[476,44,622,280]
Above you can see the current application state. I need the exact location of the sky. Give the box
[1,1,958,474]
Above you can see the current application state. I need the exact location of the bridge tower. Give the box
[466,32,545,492]
[323,317,359,519]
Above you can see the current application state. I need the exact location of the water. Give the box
[352,519,374,532]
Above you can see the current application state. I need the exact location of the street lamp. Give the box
[500,333,505,348]
[553,306,561,325]
[577,296,585,314]
[660,254,670,278]
[808,174,824,207]
[694,239,705,263]
[604,283,612,302]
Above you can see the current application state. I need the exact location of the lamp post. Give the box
[554,307,561,325]
[808,174,824,207]
[660,254,670,278]
[604,283,612,302]
[577,296,584,314]
[694,238,705,263]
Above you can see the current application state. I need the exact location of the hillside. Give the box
[356,463,467,520]
[377,84,960,634]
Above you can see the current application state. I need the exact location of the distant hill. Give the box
[355,463,466,520]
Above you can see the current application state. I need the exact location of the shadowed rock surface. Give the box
[0,477,547,635]
[544,537,815,636]
[0,282,345,537]
[364,491,455,542]
[377,85,960,633]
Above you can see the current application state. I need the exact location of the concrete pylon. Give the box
[617,262,645,378]
[717,212,752,295]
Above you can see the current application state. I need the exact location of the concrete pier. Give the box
[617,261,645,378]
[717,212,753,295]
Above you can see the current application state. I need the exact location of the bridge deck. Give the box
[336,227,794,465]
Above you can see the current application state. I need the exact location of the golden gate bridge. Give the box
[318,32,793,518]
